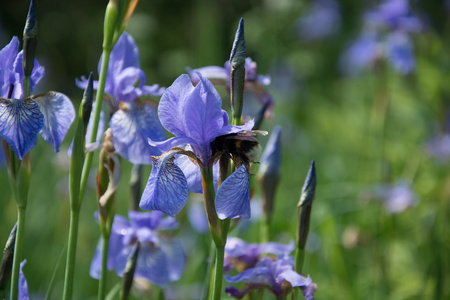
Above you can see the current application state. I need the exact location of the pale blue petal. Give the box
[19,260,29,300]
[89,239,103,279]
[225,259,273,286]
[159,236,186,281]
[183,72,224,144]
[113,66,145,102]
[110,102,165,164]
[176,154,203,193]
[158,74,196,137]
[33,92,75,152]
[134,243,171,286]
[0,98,44,160]
[148,135,200,154]
[187,200,209,233]
[140,151,189,217]
[219,119,254,136]
[142,83,165,97]
[215,165,251,220]
[279,270,312,287]
[187,66,228,85]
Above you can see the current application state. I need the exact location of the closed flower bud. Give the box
[22,0,37,77]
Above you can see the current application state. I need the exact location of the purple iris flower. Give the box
[19,260,30,300]
[90,210,185,286]
[140,73,254,219]
[224,236,294,273]
[425,133,450,161]
[225,256,316,299]
[295,0,341,41]
[373,181,419,214]
[76,32,165,165]
[0,37,75,159]
[364,0,423,33]
[385,31,415,74]
[187,57,274,119]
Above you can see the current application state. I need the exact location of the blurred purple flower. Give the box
[425,133,450,160]
[385,31,415,74]
[340,0,422,76]
[373,181,419,214]
[0,37,75,159]
[76,32,165,164]
[295,0,341,41]
[139,73,254,218]
[364,0,423,32]
[19,260,29,300]
[225,256,315,299]
[340,30,415,75]
[224,236,294,273]
[187,57,274,119]
[90,210,185,286]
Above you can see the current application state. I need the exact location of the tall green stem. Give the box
[98,234,111,300]
[212,244,225,300]
[10,207,26,300]
[62,210,80,300]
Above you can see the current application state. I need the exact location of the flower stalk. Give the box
[229,18,246,126]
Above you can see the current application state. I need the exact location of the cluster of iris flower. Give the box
[340,0,423,75]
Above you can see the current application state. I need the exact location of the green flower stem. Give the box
[98,233,111,300]
[294,247,305,275]
[23,76,31,99]
[62,210,80,300]
[10,206,26,300]
[212,243,225,300]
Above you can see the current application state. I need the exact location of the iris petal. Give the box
[159,236,186,282]
[33,92,75,152]
[19,260,29,300]
[110,102,164,164]
[140,151,189,217]
[134,243,171,286]
[215,165,251,220]
[0,98,44,160]
[0,36,19,98]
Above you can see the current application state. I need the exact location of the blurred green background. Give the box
[1,0,450,299]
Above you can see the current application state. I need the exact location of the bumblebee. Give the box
[210,130,268,168]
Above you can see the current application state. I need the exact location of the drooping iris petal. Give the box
[0,98,44,160]
[140,151,189,217]
[90,214,131,278]
[215,165,250,220]
[133,243,171,286]
[19,260,29,300]
[176,154,203,193]
[110,102,165,164]
[159,236,186,282]
[0,36,19,98]
[33,92,75,152]
[225,258,273,285]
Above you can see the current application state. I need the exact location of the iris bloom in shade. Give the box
[295,0,341,41]
[76,32,165,165]
[0,37,75,159]
[364,0,423,32]
[140,73,254,219]
[187,57,274,119]
[224,237,295,273]
[90,210,185,286]
[340,0,422,75]
[19,260,29,300]
[225,256,316,299]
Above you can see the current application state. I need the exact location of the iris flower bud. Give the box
[230,18,246,125]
